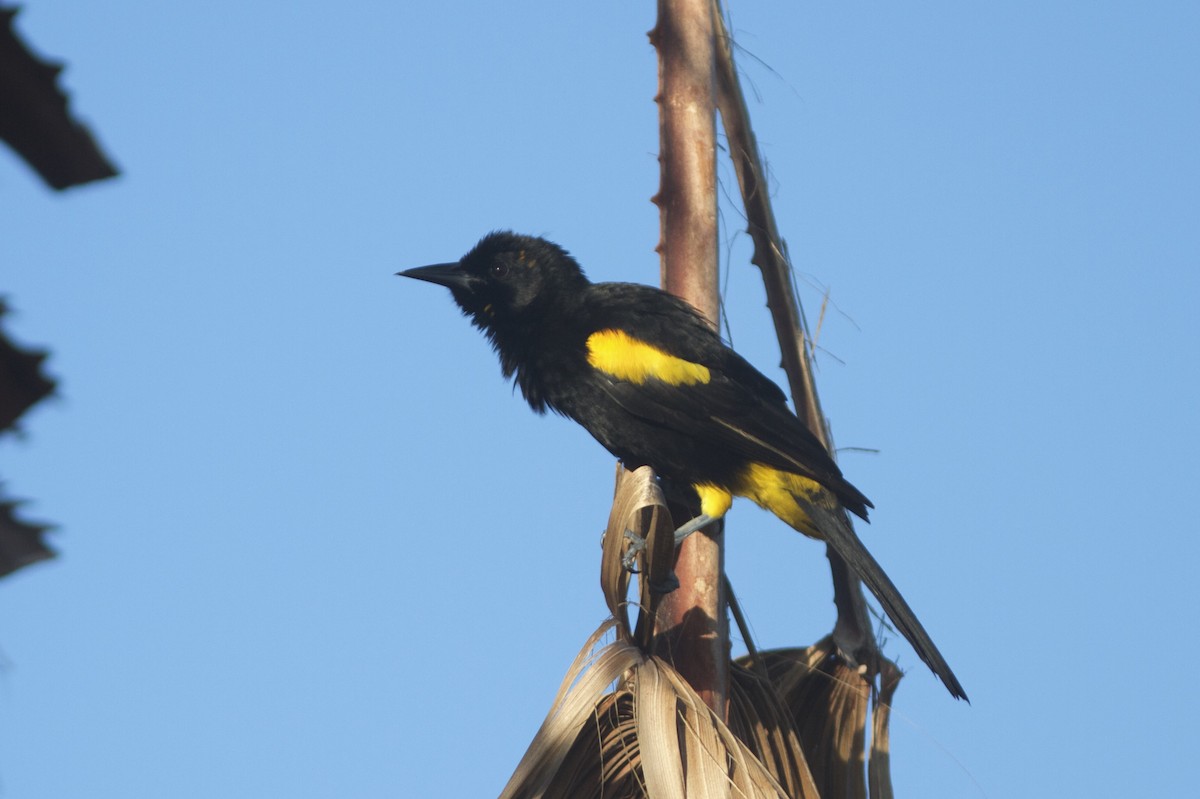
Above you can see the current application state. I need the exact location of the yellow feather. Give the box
[586,330,711,386]
[693,483,734,519]
[733,462,826,539]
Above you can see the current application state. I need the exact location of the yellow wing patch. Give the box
[586,329,711,386]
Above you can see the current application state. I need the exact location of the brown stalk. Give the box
[649,0,728,718]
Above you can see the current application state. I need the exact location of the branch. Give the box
[650,0,728,717]
[712,0,879,668]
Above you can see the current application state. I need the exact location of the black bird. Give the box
[399,231,967,701]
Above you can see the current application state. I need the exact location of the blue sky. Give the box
[2,2,1198,796]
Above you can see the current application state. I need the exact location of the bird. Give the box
[398,230,967,701]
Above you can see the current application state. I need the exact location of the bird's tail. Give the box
[735,463,967,699]
[800,496,969,702]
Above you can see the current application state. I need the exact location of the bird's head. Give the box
[399,232,589,331]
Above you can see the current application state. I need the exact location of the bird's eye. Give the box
[490,263,510,279]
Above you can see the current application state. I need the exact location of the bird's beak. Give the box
[396,262,473,291]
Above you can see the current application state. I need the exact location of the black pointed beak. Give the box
[396,261,473,291]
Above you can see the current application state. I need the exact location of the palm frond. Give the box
[503,467,799,799]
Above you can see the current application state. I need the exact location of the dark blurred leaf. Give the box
[0,300,57,577]
[0,495,54,577]
[0,4,118,190]
[0,299,56,432]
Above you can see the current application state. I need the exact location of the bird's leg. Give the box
[672,513,716,545]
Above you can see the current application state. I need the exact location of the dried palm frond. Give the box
[501,465,909,799]
[727,662,822,799]
[866,662,900,799]
[502,466,799,799]
[737,639,901,799]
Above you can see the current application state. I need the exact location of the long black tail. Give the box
[807,500,969,701]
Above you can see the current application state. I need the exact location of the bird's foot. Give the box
[622,528,645,572]
[621,529,680,593]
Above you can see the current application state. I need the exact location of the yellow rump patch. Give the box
[586,329,711,386]
[733,462,827,538]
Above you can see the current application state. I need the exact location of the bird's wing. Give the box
[582,285,871,515]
